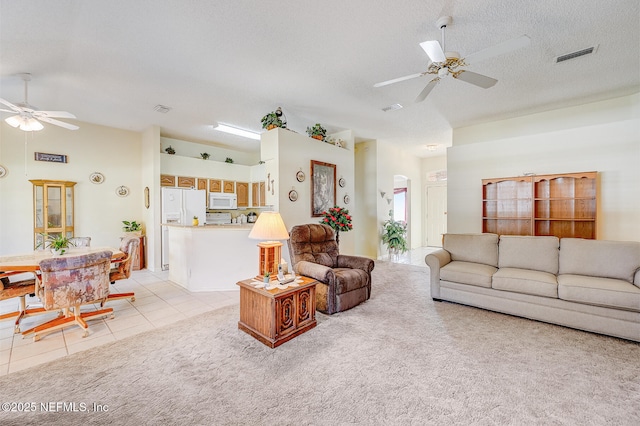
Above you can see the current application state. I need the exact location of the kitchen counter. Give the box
[165,225,259,291]
[162,223,253,230]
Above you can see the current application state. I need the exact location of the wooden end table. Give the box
[237,276,317,348]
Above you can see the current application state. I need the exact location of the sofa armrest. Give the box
[337,254,375,274]
[294,261,335,285]
[425,249,451,300]
[634,268,640,289]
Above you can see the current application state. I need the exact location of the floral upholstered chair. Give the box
[101,236,139,306]
[287,224,375,314]
[21,250,114,341]
[0,271,46,333]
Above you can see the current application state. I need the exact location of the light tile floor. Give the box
[0,246,440,376]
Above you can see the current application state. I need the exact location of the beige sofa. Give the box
[425,234,640,342]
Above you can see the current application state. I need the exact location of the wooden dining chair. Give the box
[101,236,139,306]
[0,271,48,333]
[21,251,114,341]
[69,236,91,247]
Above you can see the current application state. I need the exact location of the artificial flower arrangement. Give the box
[320,205,352,245]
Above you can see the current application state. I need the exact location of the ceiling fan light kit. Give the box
[0,73,79,131]
[374,16,530,103]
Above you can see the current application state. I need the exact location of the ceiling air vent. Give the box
[381,103,403,112]
[153,104,172,113]
[555,46,598,63]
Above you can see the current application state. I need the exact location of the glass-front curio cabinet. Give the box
[30,180,76,248]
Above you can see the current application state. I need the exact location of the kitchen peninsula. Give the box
[165,223,258,291]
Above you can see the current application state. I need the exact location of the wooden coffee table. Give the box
[237,276,317,348]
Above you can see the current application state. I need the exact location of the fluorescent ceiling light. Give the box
[213,123,260,140]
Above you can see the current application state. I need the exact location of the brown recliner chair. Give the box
[288,224,374,314]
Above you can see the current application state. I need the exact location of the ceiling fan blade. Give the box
[374,72,426,88]
[33,110,77,119]
[415,78,439,103]
[0,97,21,111]
[37,116,79,130]
[453,70,497,89]
[419,40,446,63]
[463,35,530,65]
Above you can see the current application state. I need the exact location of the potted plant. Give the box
[200,152,210,160]
[263,271,271,284]
[381,210,408,258]
[38,234,71,255]
[122,220,143,236]
[261,110,284,130]
[225,157,234,163]
[165,145,176,155]
[192,216,199,226]
[306,123,327,141]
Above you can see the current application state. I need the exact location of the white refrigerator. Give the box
[161,187,206,270]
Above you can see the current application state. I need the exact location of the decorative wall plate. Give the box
[343,194,350,204]
[0,164,6,178]
[116,185,130,197]
[296,170,305,182]
[288,189,298,202]
[338,177,346,188]
[90,172,105,184]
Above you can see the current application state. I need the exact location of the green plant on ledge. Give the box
[381,210,408,258]
[306,123,327,141]
[200,152,210,160]
[260,111,284,130]
[122,220,142,233]
[164,145,175,155]
[225,157,234,163]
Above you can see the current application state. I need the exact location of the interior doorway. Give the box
[426,185,447,247]
[393,175,409,248]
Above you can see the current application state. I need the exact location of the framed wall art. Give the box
[310,160,336,217]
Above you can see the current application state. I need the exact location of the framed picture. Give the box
[311,160,336,217]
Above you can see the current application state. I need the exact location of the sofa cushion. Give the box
[334,268,370,294]
[443,233,499,267]
[559,238,640,283]
[492,268,558,298]
[440,261,497,288]
[558,274,640,312]
[498,235,559,275]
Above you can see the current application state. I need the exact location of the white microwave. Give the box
[209,193,237,209]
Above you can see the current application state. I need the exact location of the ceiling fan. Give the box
[0,73,79,131]
[374,16,531,102]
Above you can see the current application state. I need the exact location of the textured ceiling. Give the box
[1,0,638,157]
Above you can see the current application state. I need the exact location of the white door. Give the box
[426,186,447,247]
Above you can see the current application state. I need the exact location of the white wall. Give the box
[354,140,378,258]
[0,121,143,255]
[448,93,640,241]
[260,128,357,261]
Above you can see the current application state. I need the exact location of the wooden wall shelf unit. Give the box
[482,171,597,239]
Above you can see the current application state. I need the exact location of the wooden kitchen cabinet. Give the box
[160,175,176,187]
[209,179,222,192]
[223,180,235,193]
[177,176,196,188]
[252,181,266,207]
[197,178,207,191]
[236,182,249,207]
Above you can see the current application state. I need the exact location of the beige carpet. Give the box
[1,261,639,425]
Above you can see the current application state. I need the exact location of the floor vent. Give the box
[556,46,597,63]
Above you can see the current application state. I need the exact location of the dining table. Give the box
[0,247,125,273]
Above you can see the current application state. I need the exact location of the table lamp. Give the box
[248,211,290,279]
